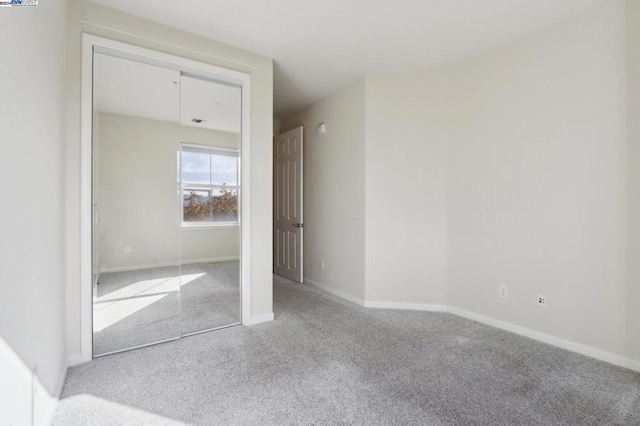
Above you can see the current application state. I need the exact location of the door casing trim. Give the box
[80,34,252,362]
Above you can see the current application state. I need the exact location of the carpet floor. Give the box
[94,261,240,355]
[56,275,640,425]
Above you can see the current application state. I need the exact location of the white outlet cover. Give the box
[499,286,508,299]
[537,294,548,307]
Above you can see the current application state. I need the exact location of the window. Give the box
[181,144,239,225]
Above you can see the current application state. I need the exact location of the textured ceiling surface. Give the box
[90,0,607,117]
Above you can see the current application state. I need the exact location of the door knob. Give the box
[293,223,304,228]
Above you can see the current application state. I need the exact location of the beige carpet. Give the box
[93,261,240,355]
[56,274,640,425]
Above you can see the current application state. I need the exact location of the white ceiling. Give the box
[89,0,607,118]
[94,53,241,133]
[181,76,241,134]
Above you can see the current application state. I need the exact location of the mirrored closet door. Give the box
[92,52,241,357]
[178,74,242,336]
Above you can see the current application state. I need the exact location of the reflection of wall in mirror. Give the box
[96,112,240,272]
[92,110,100,281]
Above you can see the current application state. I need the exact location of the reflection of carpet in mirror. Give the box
[93,261,240,355]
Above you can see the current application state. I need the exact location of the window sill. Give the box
[181,223,240,230]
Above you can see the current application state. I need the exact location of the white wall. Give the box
[0,1,68,424]
[281,74,449,308]
[97,112,180,271]
[283,72,450,308]
[446,0,628,359]
[625,0,640,362]
[364,72,449,305]
[281,80,367,302]
[66,0,273,357]
[96,112,239,272]
[282,0,638,367]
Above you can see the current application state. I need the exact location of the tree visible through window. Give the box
[181,144,239,224]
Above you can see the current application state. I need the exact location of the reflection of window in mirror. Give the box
[181,143,239,225]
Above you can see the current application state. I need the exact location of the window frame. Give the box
[181,143,240,227]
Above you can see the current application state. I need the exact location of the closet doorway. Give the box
[81,35,251,358]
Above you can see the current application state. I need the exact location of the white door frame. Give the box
[80,34,252,362]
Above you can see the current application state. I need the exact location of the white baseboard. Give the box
[302,280,640,373]
[364,300,448,311]
[41,359,69,426]
[304,278,365,306]
[66,354,85,367]
[99,256,240,273]
[448,306,640,373]
[245,312,275,326]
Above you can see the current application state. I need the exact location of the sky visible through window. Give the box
[182,151,237,186]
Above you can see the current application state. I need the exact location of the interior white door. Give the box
[274,126,303,282]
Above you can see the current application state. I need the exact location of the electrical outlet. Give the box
[125,246,131,254]
[537,294,547,308]
[499,286,508,299]
[320,259,325,270]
